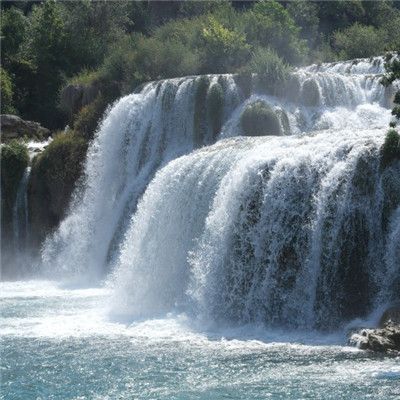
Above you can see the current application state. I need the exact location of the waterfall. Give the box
[41,56,399,329]
[41,75,241,280]
[11,167,31,272]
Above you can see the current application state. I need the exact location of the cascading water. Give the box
[41,56,399,329]
[41,75,241,280]
[10,167,32,274]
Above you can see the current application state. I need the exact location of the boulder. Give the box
[1,114,50,141]
[351,325,400,353]
[60,83,101,116]
[350,305,400,353]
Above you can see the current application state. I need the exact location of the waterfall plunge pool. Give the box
[1,280,399,399]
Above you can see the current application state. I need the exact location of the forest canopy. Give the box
[1,0,400,131]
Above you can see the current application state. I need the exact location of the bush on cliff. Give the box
[29,132,87,242]
[240,101,282,136]
[381,129,400,169]
[73,95,109,140]
[1,140,29,216]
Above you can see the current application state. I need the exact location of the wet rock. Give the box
[350,306,400,353]
[351,325,400,353]
[1,114,50,141]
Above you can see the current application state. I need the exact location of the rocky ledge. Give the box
[351,324,400,354]
[349,305,400,354]
[1,114,51,141]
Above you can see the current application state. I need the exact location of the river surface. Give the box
[1,281,399,400]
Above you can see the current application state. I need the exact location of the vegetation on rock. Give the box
[240,101,282,137]
[1,141,29,227]
[380,129,400,169]
[29,132,87,244]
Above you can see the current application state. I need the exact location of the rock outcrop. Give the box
[1,114,50,141]
[350,305,400,354]
[60,83,100,116]
[351,325,400,353]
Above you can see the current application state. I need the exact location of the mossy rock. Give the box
[301,79,320,107]
[73,95,108,140]
[206,83,224,139]
[28,132,88,246]
[1,140,29,216]
[240,101,282,136]
[380,129,400,169]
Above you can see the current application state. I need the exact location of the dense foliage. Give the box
[2,0,400,134]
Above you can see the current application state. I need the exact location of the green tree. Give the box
[243,1,307,64]
[24,0,67,127]
[0,7,29,65]
[200,16,251,73]
[0,67,16,114]
[334,23,385,59]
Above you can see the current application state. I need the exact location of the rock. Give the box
[351,325,400,353]
[60,83,100,116]
[60,84,83,115]
[349,306,400,353]
[1,114,50,141]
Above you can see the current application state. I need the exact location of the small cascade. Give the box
[11,167,32,271]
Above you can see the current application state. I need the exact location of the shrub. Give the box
[380,129,400,169]
[29,132,88,239]
[243,1,307,64]
[334,23,385,59]
[1,140,29,215]
[246,48,291,95]
[240,101,282,136]
[200,16,251,73]
[206,83,224,138]
[73,95,108,139]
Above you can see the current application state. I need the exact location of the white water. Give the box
[2,280,400,399]
[38,56,399,330]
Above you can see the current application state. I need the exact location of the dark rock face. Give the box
[1,114,50,141]
[60,83,100,116]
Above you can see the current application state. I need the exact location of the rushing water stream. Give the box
[1,57,400,399]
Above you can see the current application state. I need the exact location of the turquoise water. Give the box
[1,281,399,399]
